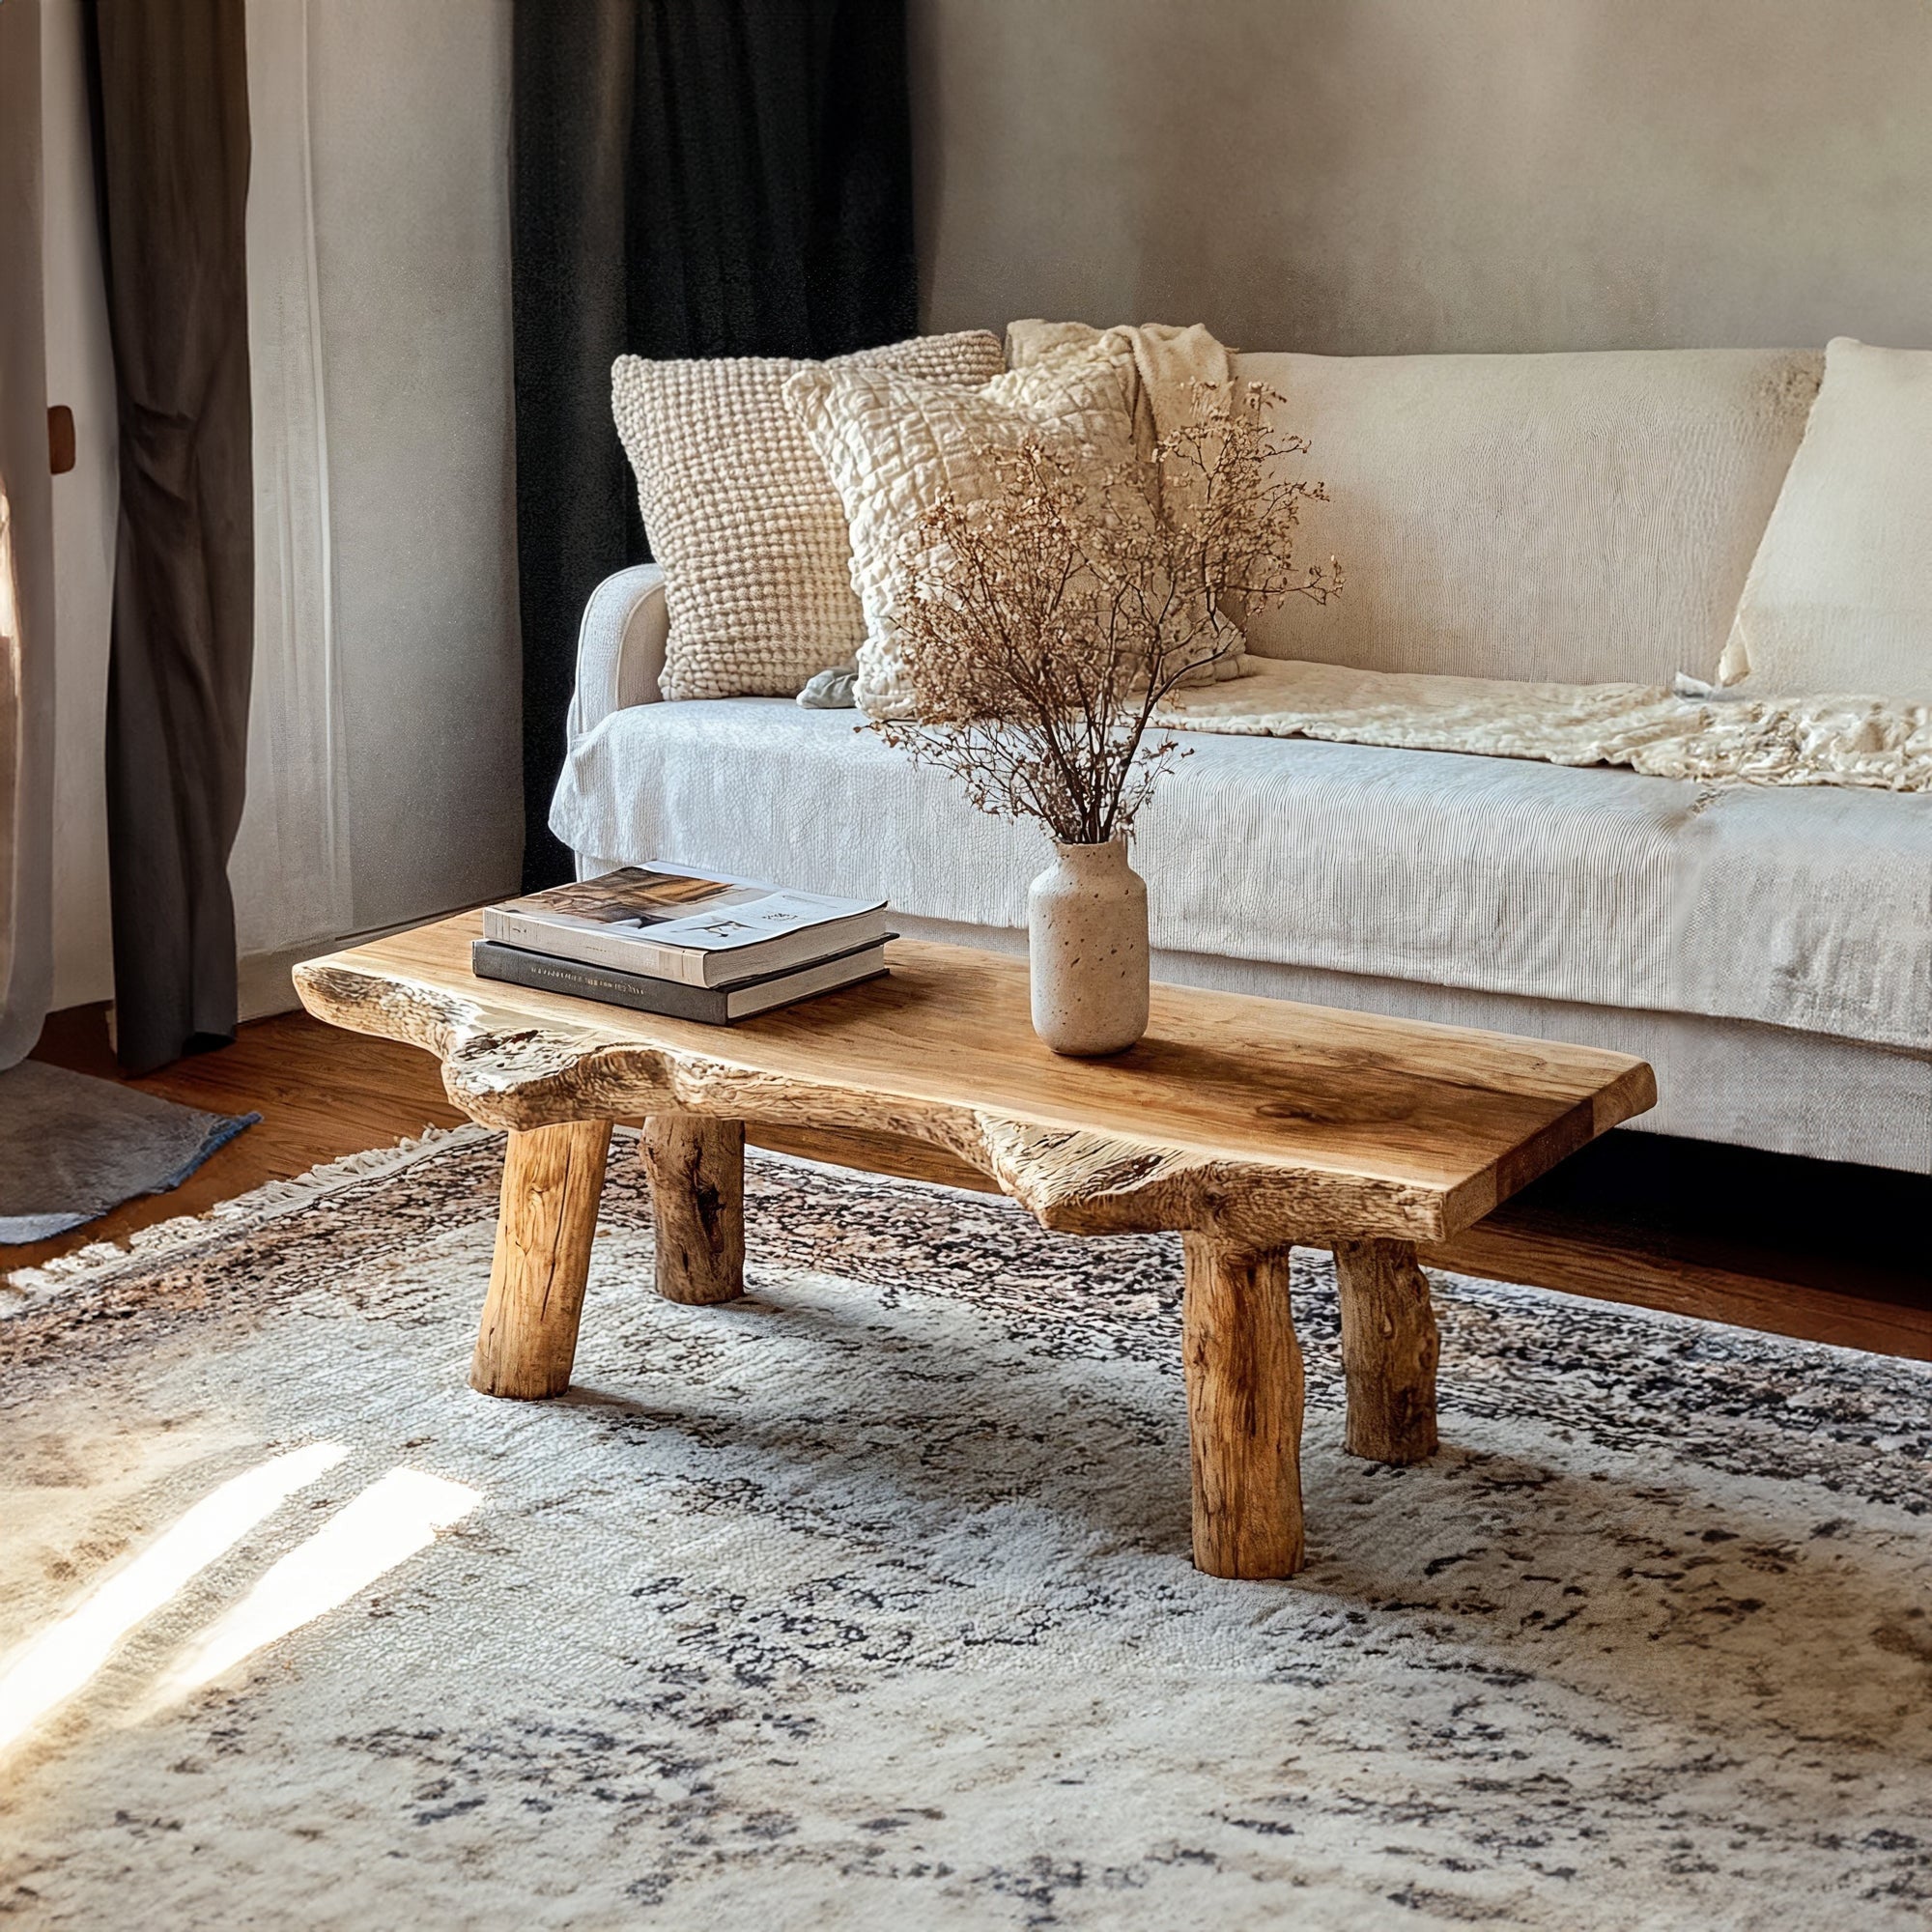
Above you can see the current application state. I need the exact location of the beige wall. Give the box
[910,0,1932,354]
[306,0,522,938]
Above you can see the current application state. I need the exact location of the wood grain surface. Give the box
[639,1115,746,1306]
[1335,1238,1441,1463]
[471,1121,611,1398]
[295,914,1656,1246]
[1182,1237,1306,1577]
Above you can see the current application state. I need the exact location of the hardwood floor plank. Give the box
[1425,1219,1932,1362]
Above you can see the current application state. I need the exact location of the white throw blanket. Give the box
[1004,318,1232,455]
[1152,656,1932,792]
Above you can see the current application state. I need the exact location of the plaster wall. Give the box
[910,0,1932,354]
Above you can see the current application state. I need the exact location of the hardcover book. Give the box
[482,866,888,987]
[469,937,891,1023]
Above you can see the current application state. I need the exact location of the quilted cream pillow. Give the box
[1719,337,1932,702]
[781,353,1141,718]
[611,330,1005,701]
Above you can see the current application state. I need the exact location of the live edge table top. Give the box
[295,913,1655,1252]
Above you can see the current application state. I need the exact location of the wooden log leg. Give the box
[639,1115,745,1306]
[1181,1236,1305,1579]
[1334,1237,1439,1463]
[471,1121,612,1399]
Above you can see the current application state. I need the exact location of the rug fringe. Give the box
[1,1122,500,1316]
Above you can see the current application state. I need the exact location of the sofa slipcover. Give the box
[552,691,1931,1059]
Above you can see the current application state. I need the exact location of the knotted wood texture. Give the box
[472,1121,611,1398]
[1183,1236,1306,1578]
[1335,1238,1440,1463]
[639,1115,745,1305]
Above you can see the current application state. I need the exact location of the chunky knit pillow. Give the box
[611,331,1005,701]
[781,352,1141,719]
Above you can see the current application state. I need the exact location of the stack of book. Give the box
[472,865,891,1022]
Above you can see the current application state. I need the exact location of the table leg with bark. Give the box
[471,1120,612,1398]
[639,1115,746,1306]
[1181,1235,1306,1579]
[1334,1237,1440,1463]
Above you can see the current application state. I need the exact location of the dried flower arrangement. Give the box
[871,384,1341,845]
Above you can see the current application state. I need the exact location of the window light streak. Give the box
[0,1442,350,1757]
[136,1468,482,1717]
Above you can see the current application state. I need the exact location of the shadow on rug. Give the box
[1,1128,1928,1931]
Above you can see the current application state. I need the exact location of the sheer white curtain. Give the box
[0,0,55,1070]
[227,0,354,967]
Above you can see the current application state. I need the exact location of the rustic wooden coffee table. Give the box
[295,915,1654,1579]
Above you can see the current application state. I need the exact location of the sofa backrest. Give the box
[1236,348,1822,689]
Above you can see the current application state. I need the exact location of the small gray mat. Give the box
[0,1060,259,1244]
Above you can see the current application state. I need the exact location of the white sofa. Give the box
[551,347,1932,1175]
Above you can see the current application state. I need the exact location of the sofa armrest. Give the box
[569,563,668,742]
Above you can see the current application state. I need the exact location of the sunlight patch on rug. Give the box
[0,1444,347,1757]
[133,1467,482,1720]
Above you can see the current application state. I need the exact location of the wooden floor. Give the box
[16,1003,1932,1361]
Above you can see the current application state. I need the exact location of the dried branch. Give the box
[871,384,1340,845]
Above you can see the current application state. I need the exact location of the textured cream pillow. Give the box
[782,353,1142,718]
[611,331,1005,701]
[1720,338,1932,702]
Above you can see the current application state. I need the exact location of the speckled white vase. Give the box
[1028,837,1151,1056]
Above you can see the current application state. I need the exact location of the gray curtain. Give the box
[511,0,920,888]
[0,0,56,1072]
[88,0,254,1072]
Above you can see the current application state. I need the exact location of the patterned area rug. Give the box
[2,1129,1929,1930]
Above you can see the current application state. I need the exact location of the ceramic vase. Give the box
[1027,836,1151,1056]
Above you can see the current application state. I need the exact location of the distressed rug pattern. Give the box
[2,1129,1929,1930]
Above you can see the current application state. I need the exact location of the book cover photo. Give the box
[483,867,889,986]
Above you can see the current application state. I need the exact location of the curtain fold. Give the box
[229,0,354,966]
[88,0,254,1072]
[512,0,920,888]
[0,0,56,1071]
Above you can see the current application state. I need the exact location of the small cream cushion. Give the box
[1721,337,1932,703]
[782,354,1140,718]
[611,330,1005,701]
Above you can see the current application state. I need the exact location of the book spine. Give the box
[480,910,708,986]
[471,941,727,1020]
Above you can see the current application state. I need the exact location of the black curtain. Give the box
[88,0,254,1072]
[512,0,920,888]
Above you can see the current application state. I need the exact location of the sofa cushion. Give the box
[550,698,1931,1055]
[611,331,1004,702]
[782,347,1142,719]
[1721,338,1932,703]
[1236,348,1821,689]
